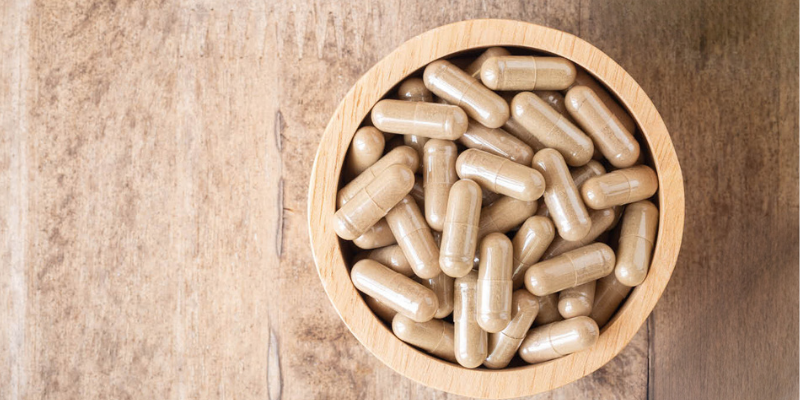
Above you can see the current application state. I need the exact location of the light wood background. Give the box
[0,1,796,400]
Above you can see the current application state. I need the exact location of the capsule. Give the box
[363,244,413,276]
[423,60,510,128]
[440,180,482,278]
[464,47,511,78]
[423,140,458,231]
[525,243,615,296]
[570,160,607,189]
[456,149,545,202]
[615,201,659,286]
[511,216,556,289]
[385,196,441,279]
[345,126,386,178]
[535,90,571,117]
[565,68,636,134]
[477,196,538,239]
[417,273,455,319]
[337,146,419,207]
[351,259,438,322]
[566,86,640,168]
[533,149,592,241]
[581,165,658,209]
[558,281,596,318]
[481,56,576,91]
[534,293,563,326]
[453,271,488,368]
[334,165,415,240]
[485,290,540,369]
[590,273,632,328]
[403,135,428,172]
[477,233,513,333]
[542,207,619,260]
[352,219,396,249]
[371,99,468,139]
[457,120,534,164]
[364,295,397,324]
[503,115,546,153]
[397,77,433,102]
[519,316,599,364]
[511,92,594,166]
[392,314,457,362]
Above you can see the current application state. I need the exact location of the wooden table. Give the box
[1,1,796,399]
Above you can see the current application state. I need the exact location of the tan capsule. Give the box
[392,314,457,363]
[511,216,556,289]
[566,86,640,168]
[417,273,455,319]
[364,245,413,276]
[456,149,545,201]
[364,295,397,324]
[565,68,636,134]
[615,200,659,286]
[525,243,615,296]
[581,165,658,209]
[440,180,482,278]
[403,135,428,172]
[351,259,438,322]
[477,233,513,333]
[542,207,619,259]
[464,47,511,78]
[353,219,396,249]
[558,281,596,318]
[423,60,510,129]
[334,165,415,240]
[481,56,577,91]
[397,77,433,102]
[519,316,599,364]
[570,160,607,190]
[535,293,563,326]
[503,115,547,152]
[423,140,458,231]
[590,273,632,328]
[511,92,594,166]
[533,149,592,241]
[485,290,540,369]
[457,120,534,165]
[410,174,425,208]
[346,126,386,178]
[385,195,441,279]
[338,146,419,207]
[477,196,538,239]
[453,271,488,368]
[371,99,468,139]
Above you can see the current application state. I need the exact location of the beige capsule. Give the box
[392,314,457,363]
[485,290,540,369]
[453,271,488,368]
[386,196,441,279]
[525,243,616,296]
[353,219,396,249]
[457,120,534,165]
[542,207,619,260]
[365,295,397,324]
[534,293,563,326]
[477,195,539,239]
[423,60,510,129]
[481,56,577,91]
[558,281,596,318]
[334,165,415,240]
[440,180,482,278]
[511,92,594,166]
[566,86,640,168]
[615,200,659,286]
[338,146,419,207]
[423,140,458,231]
[456,149,545,202]
[403,135,428,173]
[371,99,468,139]
[519,316,599,364]
[503,115,547,153]
[511,216,556,289]
[533,148,592,241]
[397,77,433,102]
[581,165,658,209]
[417,273,455,319]
[363,244,413,276]
[346,126,386,178]
[464,47,511,78]
[570,160,607,190]
[565,68,637,134]
[589,273,633,328]
[477,233,514,333]
[351,259,438,322]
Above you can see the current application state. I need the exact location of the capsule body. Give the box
[364,244,413,276]
[456,149,545,202]
[385,196,441,279]
[477,233,514,333]
[533,149,592,241]
[418,273,455,319]
[570,160,607,190]
[519,316,599,364]
[371,99,468,139]
[481,56,576,91]
[477,196,538,239]
[464,47,511,78]
[558,281,596,318]
[615,201,659,286]
[397,77,433,102]
[334,165,415,240]
[392,314,457,363]
[351,259,438,322]
[511,216,556,289]
[346,126,386,178]
[440,180,483,278]
[590,273,633,328]
[364,295,397,323]
[511,92,594,166]
[457,120,534,164]
[535,293,563,326]
[353,219,396,249]
[566,86,640,168]
[525,242,616,296]
[453,271,488,368]
[338,146,419,207]
[485,290,540,369]
[542,207,618,260]
[565,68,637,134]
[424,60,510,128]
[423,140,458,231]
[581,165,658,209]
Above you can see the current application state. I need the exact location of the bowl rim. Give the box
[307,19,684,399]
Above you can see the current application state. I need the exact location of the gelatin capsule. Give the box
[615,200,659,286]
[385,195,442,279]
[424,60,510,128]
[565,69,637,134]
[533,148,592,241]
[477,233,514,333]
[484,290,540,369]
[392,314,457,363]
[570,160,607,190]
[403,135,428,172]
[589,273,632,328]
[542,207,619,260]
[363,244,413,276]
[456,149,545,202]
[477,195,538,239]
[453,271,488,368]
[457,120,534,165]
[518,316,599,364]
[503,115,546,152]
[338,146,419,207]
[353,218,396,249]
[481,56,577,91]
[351,259,438,322]
[397,77,433,102]
[371,99,468,139]
[511,216,556,289]
[581,165,658,209]
[534,293,563,326]
[440,180,482,278]
[345,126,386,178]
[365,295,397,324]
[525,242,615,296]
[558,281,596,318]
[423,140,458,231]
[464,47,511,78]
[417,273,455,319]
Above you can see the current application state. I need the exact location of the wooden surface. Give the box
[0,1,796,400]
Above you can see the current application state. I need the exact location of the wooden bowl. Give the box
[307,19,684,399]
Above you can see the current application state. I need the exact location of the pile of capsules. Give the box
[333,47,659,369]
